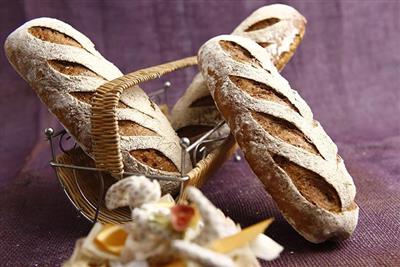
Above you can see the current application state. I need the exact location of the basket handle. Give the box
[91,56,198,178]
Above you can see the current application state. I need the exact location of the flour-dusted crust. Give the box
[4,18,191,193]
[171,4,306,140]
[199,35,358,243]
[232,4,306,69]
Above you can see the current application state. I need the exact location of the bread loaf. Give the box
[198,35,358,243]
[4,18,191,194]
[171,4,306,140]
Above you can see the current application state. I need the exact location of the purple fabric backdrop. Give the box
[1,0,399,266]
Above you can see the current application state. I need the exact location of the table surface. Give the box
[0,1,399,266]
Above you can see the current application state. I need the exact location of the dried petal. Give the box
[170,205,195,232]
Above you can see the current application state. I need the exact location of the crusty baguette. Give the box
[198,35,358,243]
[4,18,191,194]
[171,4,306,140]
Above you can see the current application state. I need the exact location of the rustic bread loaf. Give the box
[4,18,191,193]
[171,4,306,140]
[198,35,358,243]
[232,4,306,70]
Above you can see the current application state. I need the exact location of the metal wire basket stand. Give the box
[45,81,233,224]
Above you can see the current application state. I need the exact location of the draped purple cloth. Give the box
[0,0,399,266]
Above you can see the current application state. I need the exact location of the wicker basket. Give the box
[52,56,237,224]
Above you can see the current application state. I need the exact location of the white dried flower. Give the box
[120,231,171,263]
[121,203,177,263]
[131,205,177,240]
[109,259,149,267]
[105,176,161,210]
[185,187,239,245]
[172,240,237,267]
